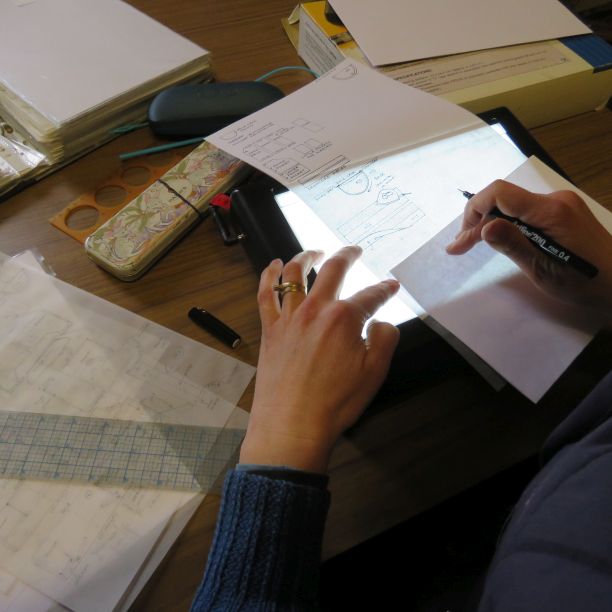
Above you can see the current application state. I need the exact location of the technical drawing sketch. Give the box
[337,170,370,195]
[292,125,527,279]
[264,157,310,181]
[292,118,324,132]
[0,253,254,612]
[332,63,358,80]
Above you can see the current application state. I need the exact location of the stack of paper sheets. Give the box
[0,251,254,611]
[0,0,212,197]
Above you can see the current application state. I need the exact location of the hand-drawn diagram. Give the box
[337,184,424,250]
[292,118,323,132]
[332,63,358,80]
[293,139,324,157]
[206,59,529,293]
[297,158,425,252]
[220,116,333,173]
[292,153,447,278]
[264,156,310,181]
[0,253,254,612]
[259,135,293,154]
[375,187,407,205]
[337,170,370,195]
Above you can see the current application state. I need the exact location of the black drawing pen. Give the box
[458,189,598,279]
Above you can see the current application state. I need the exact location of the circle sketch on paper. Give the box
[333,64,358,80]
[337,171,370,195]
[376,187,410,205]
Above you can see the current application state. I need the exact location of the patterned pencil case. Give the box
[85,141,250,281]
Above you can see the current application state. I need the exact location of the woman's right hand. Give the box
[445,180,612,316]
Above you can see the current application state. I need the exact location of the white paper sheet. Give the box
[116,407,251,612]
[0,254,254,612]
[380,41,569,96]
[208,60,485,185]
[0,567,64,612]
[392,157,612,402]
[1,0,209,124]
[0,251,74,612]
[328,0,590,65]
[207,60,526,306]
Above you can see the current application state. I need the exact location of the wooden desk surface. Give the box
[0,1,610,610]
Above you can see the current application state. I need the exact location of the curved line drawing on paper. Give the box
[333,63,358,80]
[356,227,408,250]
[338,191,425,252]
[337,171,370,195]
[375,188,411,205]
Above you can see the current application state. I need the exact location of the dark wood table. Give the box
[0,1,610,609]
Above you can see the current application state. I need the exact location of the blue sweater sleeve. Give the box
[191,468,330,611]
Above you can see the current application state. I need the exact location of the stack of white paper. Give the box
[0,0,212,196]
[0,251,254,611]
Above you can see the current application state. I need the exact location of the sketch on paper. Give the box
[338,190,424,251]
[264,157,310,181]
[292,118,323,132]
[206,58,528,285]
[337,170,370,195]
[332,63,358,80]
[331,165,424,251]
[0,253,254,612]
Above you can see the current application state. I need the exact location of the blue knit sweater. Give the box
[191,467,329,610]
[192,371,612,611]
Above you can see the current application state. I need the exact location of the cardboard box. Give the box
[284,1,612,128]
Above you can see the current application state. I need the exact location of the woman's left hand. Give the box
[240,246,400,474]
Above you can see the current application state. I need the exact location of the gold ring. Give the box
[272,281,306,297]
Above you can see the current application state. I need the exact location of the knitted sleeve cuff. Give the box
[236,463,329,488]
[191,468,331,611]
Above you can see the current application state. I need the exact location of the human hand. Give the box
[239,246,400,474]
[446,180,612,315]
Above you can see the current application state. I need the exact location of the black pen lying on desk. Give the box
[458,189,599,279]
[189,307,242,349]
